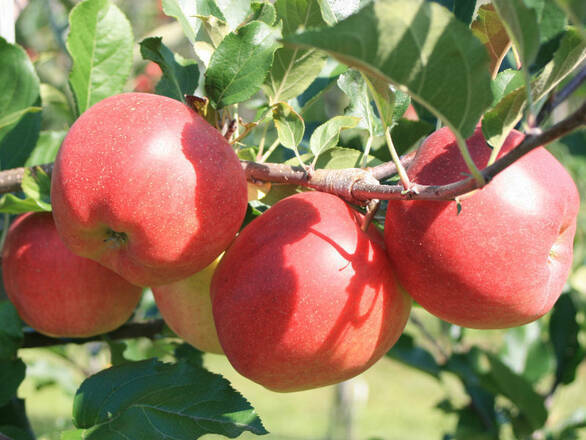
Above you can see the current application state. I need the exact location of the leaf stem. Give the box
[361,135,374,168]
[256,123,269,160]
[454,132,485,186]
[385,127,411,189]
[260,138,281,163]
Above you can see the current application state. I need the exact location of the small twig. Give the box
[409,315,449,363]
[21,319,165,348]
[536,66,586,126]
[0,163,54,194]
[0,103,583,203]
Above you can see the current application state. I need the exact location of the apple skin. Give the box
[2,212,143,338]
[152,258,223,354]
[384,126,579,329]
[211,191,411,392]
[51,92,248,287]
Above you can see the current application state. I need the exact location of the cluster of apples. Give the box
[2,93,579,392]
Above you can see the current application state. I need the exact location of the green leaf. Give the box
[205,20,281,108]
[338,69,381,136]
[0,109,41,171]
[283,0,493,139]
[61,430,84,440]
[139,37,199,103]
[484,352,548,430]
[550,294,582,385]
[272,102,305,150]
[388,119,434,156]
[0,425,35,440]
[491,69,524,105]
[0,194,48,214]
[471,4,512,77]
[25,130,66,167]
[73,359,267,439]
[215,0,252,30]
[309,115,359,158]
[313,147,383,169]
[499,321,553,383]
[553,0,585,35]
[386,333,441,378]
[162,0,202,44]
[0,398,35,440]
[250,1,277,25]
[0,107,41,132]
[492,0,540,69]
[0,302,23,360]
[263,0,328,102]
[0,38,40,146]
[0,359,26,407]
[67,0,133,115]
[364,76,395,130]
[483,28,586,148]
[197,14,231,48]
[20,168,52,211]
[317,0,360,25]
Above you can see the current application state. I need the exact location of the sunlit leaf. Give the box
[264,0,327,103]
[284,0,493,139]
[272,102,305,150]
[309,115,359,158]
[483,28,586,148]
[205,21,281,108]
[67,0,133,115]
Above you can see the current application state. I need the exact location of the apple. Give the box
[211,191,411,392]
[2,212,143,338]
[384,126,579,329]
[152,258,223,354]
[51,92,248,287]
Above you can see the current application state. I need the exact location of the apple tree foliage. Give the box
[0,0,585,438]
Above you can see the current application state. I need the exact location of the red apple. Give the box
[152,258,223,354]
[51,93,248,287]
[384,126,579,329]
[211,191,411,392]
[2,212,143,338]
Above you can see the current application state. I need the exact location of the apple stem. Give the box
[385,127,411,190]
[104,229,128,247]
[360,199,380,232]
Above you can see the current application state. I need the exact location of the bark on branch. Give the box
[0,102,584,205]
[21,319,165,348]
